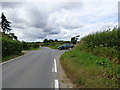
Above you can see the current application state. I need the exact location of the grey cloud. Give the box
[12,23,27,29]
[2,2,23,9]
[2,2,87,42]
[64,25,83,29]
[59,2,82,10]
[24,4,48,29]
[19,28,47,41]
[48,28,61,35]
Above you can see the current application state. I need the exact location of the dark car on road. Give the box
[57,43,74,50]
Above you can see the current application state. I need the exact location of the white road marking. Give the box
[52,68,54,72]
[54,79,59,89]
[54,59,57,72]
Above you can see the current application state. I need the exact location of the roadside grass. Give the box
[24,47,40,50]
[1,52,24,63]
[1,47,41,63]
[60,49,119,88]
[43,45,59,49]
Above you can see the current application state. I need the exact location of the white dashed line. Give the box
[54,79,59,89]
[52,68,54,72]
[54,59,57,72]
[52,59,59,89]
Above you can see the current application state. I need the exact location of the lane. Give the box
[2,47,65,88]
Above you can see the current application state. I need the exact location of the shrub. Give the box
[22,42,30,50]
[22,42,40,50]
[2,37,22,58]
[78,27,119,61]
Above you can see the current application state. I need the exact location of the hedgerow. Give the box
[22,42,40,50]
[79,27,119,62]
[2,37,22,58]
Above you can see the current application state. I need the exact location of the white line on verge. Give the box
[54,79,59,89]
[54,59,57,72]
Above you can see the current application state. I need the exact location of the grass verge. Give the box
[1,52,24,63]
[23,47,41,51]
[1,47,40,63]
[60,49,119,88]
[43,45,58,49]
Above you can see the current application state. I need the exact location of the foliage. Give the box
[96,59,112,67]
[9,33,18,40]
[42,39,71,49]
[60,49,119,88]
[81,27,118,48]
[60,27,120,88]
[22,41,40,50]
[71,35,80,44]
[2,37,22,58]
[0,13,18,40]
[1,12,12,33]
[43,39,49,43]
[1,32,18,40]
[78,27,119,63]
[2,52,24,62]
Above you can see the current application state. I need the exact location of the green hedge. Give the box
[81,27,119,48]
[2,37,22,58]
[22,42,40,50]
[78,27,119,61]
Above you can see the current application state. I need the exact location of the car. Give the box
[57,43,74,50]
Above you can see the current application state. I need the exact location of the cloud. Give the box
[1,2,23,9]
[1,1,118,42]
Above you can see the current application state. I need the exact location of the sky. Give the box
[1,0,119,42]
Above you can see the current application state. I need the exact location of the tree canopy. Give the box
[1,12,12,33]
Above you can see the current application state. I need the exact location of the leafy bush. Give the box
[78,27,119,62]
[22,42,30,50]
[2,37,22,58]
[81,27,119,48]
[22,42,40,50]
[96,59,112,67]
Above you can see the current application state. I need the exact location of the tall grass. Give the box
[60,49,119,88]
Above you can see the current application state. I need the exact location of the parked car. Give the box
[57,43,74,50]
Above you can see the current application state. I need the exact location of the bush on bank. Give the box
[2,37,22,58]
[60,27,120,88]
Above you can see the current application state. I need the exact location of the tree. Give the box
[43,39,49,43]
[71,37,77,44]
[9,33,18,40]
[71,35,80,44]
[55,39,58,42]
[49,39,54,42]
[1,12,12,33]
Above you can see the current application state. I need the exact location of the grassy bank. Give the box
[60,27,120,88]
[60,49,119,88]
[1,47,40,63]
[23,47,40,51]
[1,52,24,63]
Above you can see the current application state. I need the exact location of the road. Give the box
[2,47,65,88]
